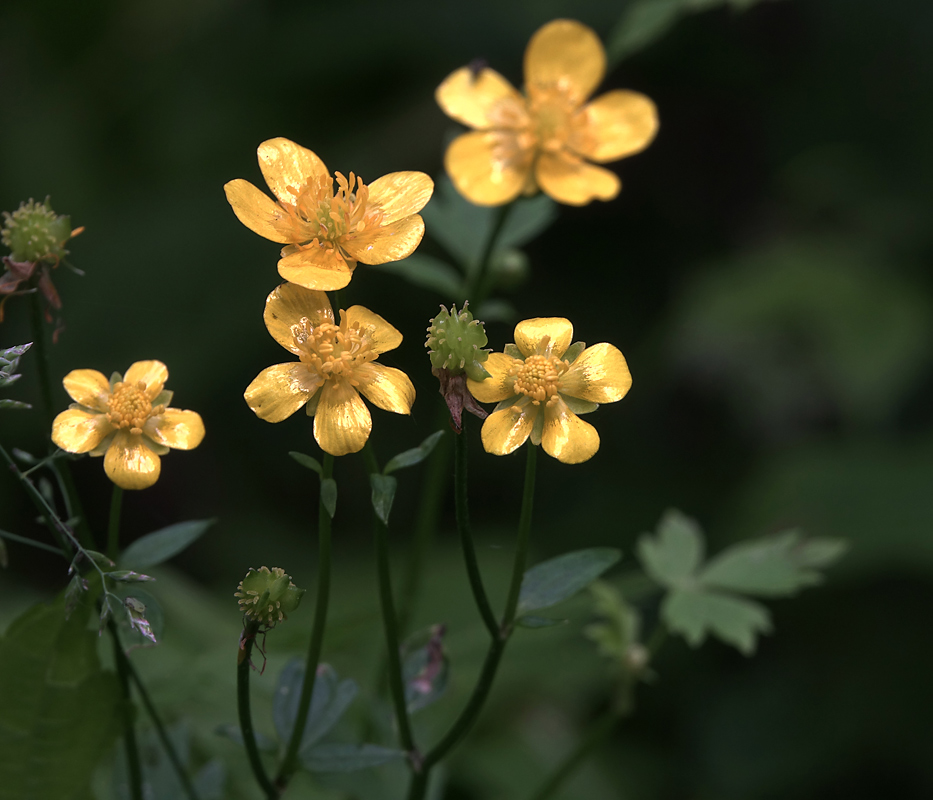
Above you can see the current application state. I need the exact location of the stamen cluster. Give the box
[107,380,164,434]
[511,353,567,407]
[293,315,377,383]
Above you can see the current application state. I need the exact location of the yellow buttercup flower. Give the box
[436,19,658,206]
[467,318,631,463]
[224,138,434,291]
[244,283,415,456]
[51,361,205,490]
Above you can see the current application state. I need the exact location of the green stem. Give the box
[275,452,335,788]
[238,625,279,800]
[469,203,513,305]
[109,619,144,800]
[500,443,538,630]
[107,485,123,561]
[28,290,54,427]
[0,529,65,557]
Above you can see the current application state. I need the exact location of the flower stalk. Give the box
[108,621,143,800]
[107,485,123,561]
[237,620,278,800]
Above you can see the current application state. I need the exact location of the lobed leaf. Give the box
[662,587,772,655]
[274,661,359,752]
[637,509,704,587]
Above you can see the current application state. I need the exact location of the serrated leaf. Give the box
[119,519,214,570]
[515,616,566,629]
[637,509,704,587]
[214,723,277,753]
[289,451,322,474]
[370,474,397,526]
[384,430,446,475]
[299,743,406,773]
[320,478,337,519]
[105,570,156,583]
[274,661,359,751]
[374,253,463,297]
[517,547,622,617]
[662,587,772,655]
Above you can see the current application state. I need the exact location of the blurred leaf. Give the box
[193,759,226,800]
[517,547,622,617]
[119,519,214,570]
[113,587,163,650]
[421,177,493,270]
[274,661,359,752]
[289,451,322,474]
[497,194,559,251]
[299,743,406,773]
[403,625,448,714]
[374,253,463,297]
[663,588,772,655]
[82,549,116,570]
[369,474,397,526]
[0,537,6,568]
[637,509,704,587]
[321,478,338,519]
[214,723,277,753]
[63,575,87,619]
[384,430,445,475]
[515,616,566,629]
[0,398,31,410]
[583,581,642,661]
[105,570,155,583]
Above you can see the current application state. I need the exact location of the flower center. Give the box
[108,381,162,434]
[292,312,378,384]
[511,354,567,406]
[527,85,576,153]
[283,172,383,248]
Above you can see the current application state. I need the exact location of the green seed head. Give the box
[425,302,491,382]
[2,198,73,264]
[235,566,305,627]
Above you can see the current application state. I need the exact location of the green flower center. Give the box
[284,172,383,248]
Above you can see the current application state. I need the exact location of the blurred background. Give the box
[2,0,933,797]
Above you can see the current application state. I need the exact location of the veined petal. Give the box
[467,352,518,403]
[536,151,620,206]
[341,215,424,265]
[62,369,111,411]
[480,402,536,456]
[366,172,434,223]
[514,318,574,359]
[143,409,206,451]
[355,363,415,414]
[436,66,526,129]
[52,408,113,453]
[257,138,329,205]
[125,361,169,399]
[344,306,403,354]
[561,343,632,403]
[524,19,606,105]
[223,179,295,244]
[104,431,161,490]
[278,245,353,291]
[264,283,335,355]
[245,363,322,423]
[314,379,372,456]
[573,90,658,163]
[541,397,599,464]
[445,131,532,207]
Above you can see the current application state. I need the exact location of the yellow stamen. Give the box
[291,311,378,385]
[511,353,567,407]
[107,380,154,431]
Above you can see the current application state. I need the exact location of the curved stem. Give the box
[108,619,143,800]
[107,485,123,561]
[237,626,278,800]
[500,443,538,630]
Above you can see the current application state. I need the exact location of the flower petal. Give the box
[444,131,532,207]
[223,179,295,244]
[341,215,425,265]
[124,361,169,399]
[467,352,518,403]
[104,431,162,490]
[356,363,415,414]
[143,409,205,451]
[436,66,526,130]
[524,19,605,105]
[257,138,329,205]
[514,318,574,359]
[264,283,335,355]
[541,397,599,464]
[560,343,632,404]
[344,306,402,354]
[572,90,659,163]
[366,172,435,224]
[52,408,113,453]
[314,379,372,456]
[278,245,353,291]
[62,369,111,411]
[480,402,536,456]
[536,151,620,206]
[245,363,322,423]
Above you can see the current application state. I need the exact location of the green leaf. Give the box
[214,723,277,753]
[82,549,116,569]
[105,570,155,583]
[637,509,704,587]
[421,177,494,269]
[320,478,338,519]
[662,588,772,655]
[119,519,214,570]
[0,342,31,362]
[299,743,406,773]
[0,398,31,411]
[274,661,359,751]
[193,759,227,800]
[517,547,622,616]
[374,253,463,297]
[606,0,682,62]
[289,451,322,474]
[384,430,446,475]
[498,194,559,250]
[370,474,397,526]
[515,616,566,629]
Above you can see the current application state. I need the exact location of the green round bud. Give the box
[2,198,73,264]
[425,302,491,382]
[235,566,305,627]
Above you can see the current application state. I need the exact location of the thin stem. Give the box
[469,203,513,305]
[109,619,144,800]
[0,528,66,557]
[28,290,54,427]
[107,485,123,560]
[238,625,279,800]
[500,443,538,630]
[275,452,335,788]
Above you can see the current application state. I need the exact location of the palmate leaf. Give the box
[662,588,772,655]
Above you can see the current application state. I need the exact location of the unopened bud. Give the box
[2,198,76,264]
[425,302,491,382]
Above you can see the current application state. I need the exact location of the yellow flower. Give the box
[436,19,658,206]
[224,138,434,291]
[467,318,631,463]
[51,361,205,490]
[244,283,415,456]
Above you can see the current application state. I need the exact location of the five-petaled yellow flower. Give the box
[245,283,415,456]
[225,138,434,291]
[467,318,631,463]
[51,361,205,490]
[436,19,658,207]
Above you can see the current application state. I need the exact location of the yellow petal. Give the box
[278,245,353,291]
[355,364,415,414]
[244,363,322,423]
[524,19,605,105]
[314,379,372,456]
[344,306,402,354]
[444,131,532,207]
[467,352,518,403]
[224,179,295,244]
[341,215,424,265]
[366,172,435,224]
[514,318,574,359]
[104,431,162,490]
[561,343,632,403]
[541,397,599,464]
[264,283,335,355]
[480,402,536,456]
[535,151,620,206]
[143,409,205,450]
[436,66,526,129]
[52,408,113,453]
[62,369,111,411]
[257,138,329,205]
[572,90,658,163]
[125,361,169,399]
